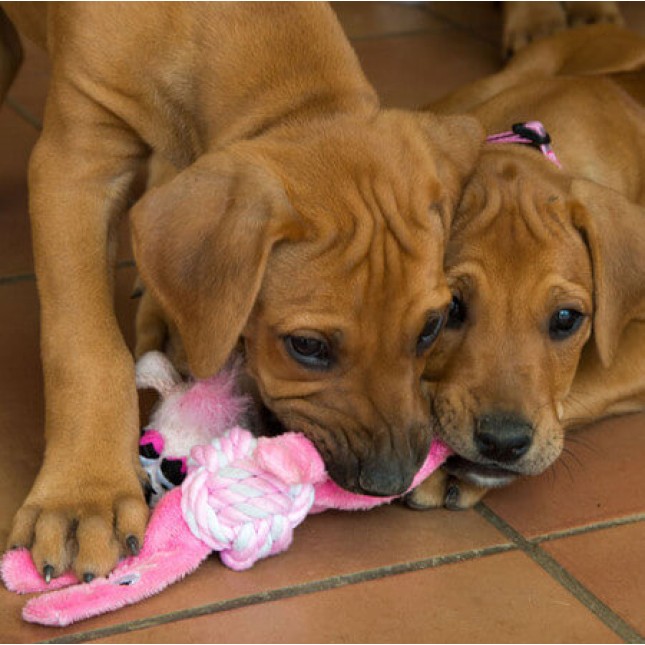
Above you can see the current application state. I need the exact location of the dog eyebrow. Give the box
[547,281,592,310]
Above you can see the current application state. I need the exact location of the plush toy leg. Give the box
[21,489,211,627]
[1,550,79,594]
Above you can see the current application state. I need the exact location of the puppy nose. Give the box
[358,457,414,497]
[474,414,533,463]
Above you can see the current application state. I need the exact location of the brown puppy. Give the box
[0,3,482,578]
[408,23,645,510]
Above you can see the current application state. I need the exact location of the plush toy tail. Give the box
[19,488,211,627]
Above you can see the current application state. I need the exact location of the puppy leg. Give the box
[0,9,22,103]
[406,469,490,510]
[563,1,624,28]
[405,469,449,509]
[134,288,169,359]
[502,1,567,58]
[7,85,149,580]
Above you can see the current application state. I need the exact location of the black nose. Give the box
[358,457,414,497]
[474,413,533,463]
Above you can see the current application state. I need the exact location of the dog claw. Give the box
[126,535,140,556]
[83,572,95,583]
[43,564,54,584]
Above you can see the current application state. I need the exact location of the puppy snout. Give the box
[358,456,415,497]
[474,413,533,463]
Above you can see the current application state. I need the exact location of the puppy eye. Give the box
[447,294,467,329]
[549,308,585,340]
[284,335,332,370]
[416,313,444,355]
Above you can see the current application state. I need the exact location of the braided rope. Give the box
[180,427,315,570]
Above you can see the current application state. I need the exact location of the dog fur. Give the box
[409,22,645,510]
[0,2,483,578]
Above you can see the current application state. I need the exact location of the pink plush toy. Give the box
[1,352,451,627]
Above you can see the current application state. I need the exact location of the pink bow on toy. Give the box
[1,352,451,627]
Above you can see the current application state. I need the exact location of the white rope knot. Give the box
[180,427,315,570]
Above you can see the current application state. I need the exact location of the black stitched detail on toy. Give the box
[161,458,186,486]
[139,443,160,459]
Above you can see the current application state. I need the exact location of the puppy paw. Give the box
[565,1,624,29]
[404,469,448,509]
[7,466,148,582]
[503,2,567,58]
[405,470,489,511]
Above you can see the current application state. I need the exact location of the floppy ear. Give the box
[570,179,645,368]
[426,114,485,183]
[135,351,182,397]
[416,113,485,230]
[131,151,303,378]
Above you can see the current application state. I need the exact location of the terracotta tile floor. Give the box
[1,2,645,642]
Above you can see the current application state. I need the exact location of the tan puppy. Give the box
[0,3,482,579]
[408,23,645,510]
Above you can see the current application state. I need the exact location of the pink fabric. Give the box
[140,429,164,455]
[1,551,78,594]
[1,353,451,627]
[486,120,562,168]
[15,489,210,627]
[312,439,453,513]
[181,428,319,571]
[1,432,450,625]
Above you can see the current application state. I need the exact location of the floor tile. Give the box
[333,1,445,40]
[353,29,500,108]
[0,272,507,642]
[0,280,43,547]
[620,2,645,36]
[484,413,645,538]
[7,38,49,126]
[0,505,509,642]
[92,551,620,644]
[542,522,645,636]
[0,109,38,276]
[424,1,502,45]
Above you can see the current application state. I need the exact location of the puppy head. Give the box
[131,109,483,495]
[424,150,645,485]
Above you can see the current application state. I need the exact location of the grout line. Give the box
[39,542,517,644]
[5,95,43,130]
[476,503,645,644]
[0,261,135,287]
[534,512,645,544]
[0,272,36,286]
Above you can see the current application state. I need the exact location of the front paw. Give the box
[503,2,567,58]
[566,1,624,28]
[7,466,149,582]
[405,468,490,511]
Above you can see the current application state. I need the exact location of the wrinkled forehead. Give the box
[447,178,593,292]
[260,212,449,334]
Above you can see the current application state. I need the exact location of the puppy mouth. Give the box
[443,455,519,488]
[256,401,289,437]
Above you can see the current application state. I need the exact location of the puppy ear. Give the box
[131,151,303,378]
[416,113,485,230]
[135,351,182,396]
[570,179,645,367]
[426,113,485,182]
